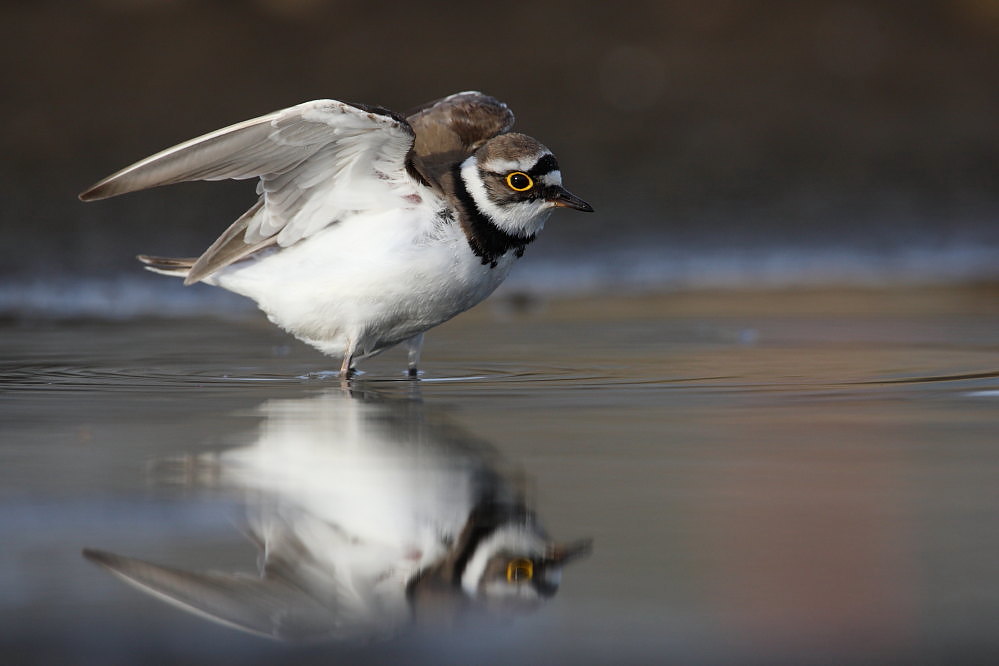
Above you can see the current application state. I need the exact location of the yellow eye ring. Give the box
[505,171,534,192]
[506,558,534,582]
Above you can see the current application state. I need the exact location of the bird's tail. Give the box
[137,254,197,279]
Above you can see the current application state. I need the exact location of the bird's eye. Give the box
[505,558,534,582]
[505,172,533,191]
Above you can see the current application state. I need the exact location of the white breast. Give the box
[208,205,516,358]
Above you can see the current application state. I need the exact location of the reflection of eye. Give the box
[506,558,534,582]
[505,172,533,191]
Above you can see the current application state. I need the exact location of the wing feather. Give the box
[406,91,515,187]
[82,548,342,641]
[80,99,423,282]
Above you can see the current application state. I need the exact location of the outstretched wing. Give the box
[406,91,515,188]
[80,100,423,283]
[83,548,352,641]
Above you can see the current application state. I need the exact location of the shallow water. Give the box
[2,288,999,664]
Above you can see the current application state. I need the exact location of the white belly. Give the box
[208,208,515,358]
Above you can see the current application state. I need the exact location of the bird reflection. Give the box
[83,387,591,642]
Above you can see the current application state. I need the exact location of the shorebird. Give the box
[80,92,593,377]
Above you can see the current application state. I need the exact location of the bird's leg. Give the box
[339,351,355,381]
[405,333,424,378]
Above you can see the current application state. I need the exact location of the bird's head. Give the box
[460,525,593,614]
[459,133,593,239]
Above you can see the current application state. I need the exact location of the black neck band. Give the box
[452,165,535,268]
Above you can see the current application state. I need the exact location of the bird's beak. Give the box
[545,538,594,566]
[548,186,594,212]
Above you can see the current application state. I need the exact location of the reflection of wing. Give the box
[83,548,345,641]
[406,91,515,187]
[79,100,423,284]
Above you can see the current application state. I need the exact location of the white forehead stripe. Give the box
[539,170,562,186]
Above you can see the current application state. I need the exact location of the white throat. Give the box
[459,157,551,238]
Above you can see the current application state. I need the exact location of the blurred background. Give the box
[2,0,998,316]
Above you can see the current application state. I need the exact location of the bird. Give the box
[79,92,593,378]
[83,389,591,642]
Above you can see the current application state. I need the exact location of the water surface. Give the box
[2,287,998,664]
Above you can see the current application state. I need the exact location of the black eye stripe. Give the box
[528,154,559,177]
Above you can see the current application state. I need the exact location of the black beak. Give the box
[548,186,594,212]
[544,538,594,566]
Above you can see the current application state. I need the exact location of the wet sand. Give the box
[2,286,998,664]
